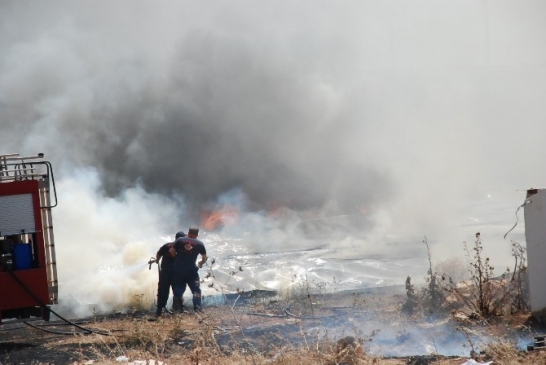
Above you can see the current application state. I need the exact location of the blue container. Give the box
[13,244,32,270]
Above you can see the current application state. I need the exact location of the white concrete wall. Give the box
[524,189,546,312]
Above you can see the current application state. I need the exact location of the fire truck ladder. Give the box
[40,181,58,304]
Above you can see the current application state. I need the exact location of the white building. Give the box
[524,188,546,313]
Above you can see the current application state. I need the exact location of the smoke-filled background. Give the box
[1,1,544,316]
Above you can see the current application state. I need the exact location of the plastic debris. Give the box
[116,356,129,362]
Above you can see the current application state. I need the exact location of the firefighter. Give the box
[154,231,186,317]
[169,227,207,312]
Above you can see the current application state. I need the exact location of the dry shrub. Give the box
[440,233,529,319]
[480,339,520,363]
[123,319,169,352]
[442,277,512,316]
[335,336,366,364]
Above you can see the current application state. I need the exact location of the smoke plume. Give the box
[1,0,545,314]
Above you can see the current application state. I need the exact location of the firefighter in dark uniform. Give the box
[154,231,185,317]
[169,227,207,312]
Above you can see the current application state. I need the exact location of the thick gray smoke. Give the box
[2,0,546,313]
[0,0,392,220]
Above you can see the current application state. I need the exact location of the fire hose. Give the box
[0,255,111,336]
[147,257,173,315]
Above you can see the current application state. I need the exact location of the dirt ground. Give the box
[1,289,546,364]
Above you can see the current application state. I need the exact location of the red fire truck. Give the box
[0,153,58,324]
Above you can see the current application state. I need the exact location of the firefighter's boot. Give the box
[172,297,184,313]
[193,293,203,312]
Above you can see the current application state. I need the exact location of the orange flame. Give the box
[201,205,239,231]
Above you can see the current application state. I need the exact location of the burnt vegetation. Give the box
[0,233,543,364]
[403,233,529,320]
[400,232,540,364]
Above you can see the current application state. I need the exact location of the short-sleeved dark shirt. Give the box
[172,236,206,272]
[157,242,175,270]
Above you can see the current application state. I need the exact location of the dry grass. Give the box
[1,291,545,365]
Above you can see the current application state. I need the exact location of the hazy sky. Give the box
[2,0,545,311]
